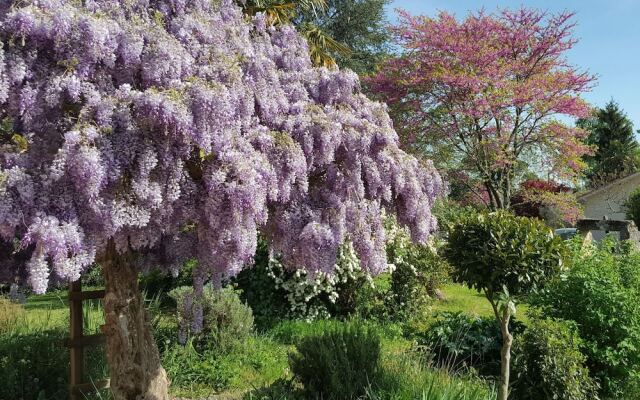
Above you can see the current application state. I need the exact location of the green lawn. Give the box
[432,284,494,317]
[7,288,105,334]
[429,283,530,325]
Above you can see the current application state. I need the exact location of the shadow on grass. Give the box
[0,329,109,400]
[242,379,304,400]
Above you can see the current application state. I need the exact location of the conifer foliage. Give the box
[579,101,640,186]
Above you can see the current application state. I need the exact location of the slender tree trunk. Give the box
[498,317,513,400]
[487,292,513,400]
[100,242,170,400]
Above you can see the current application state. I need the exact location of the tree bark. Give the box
[498,318,513,400]
[100,242,170,400]
[487,292,513,400]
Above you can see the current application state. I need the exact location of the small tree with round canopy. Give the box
[0,0,443,398]
[443,211,566,400]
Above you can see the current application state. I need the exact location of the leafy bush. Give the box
[625,186,640,228]
[0,297,24,333]
[533,238,640,398]
[169,286,254,353]
[511,315,599,400]
[385,219,451,320]
[139,259,195,306]
[432,200,482,236]
[234,238,369,324]
[418,312,523,377]
[232,239,290,330]
[81,264,105,287]
[289,321,382,398]
[443,211,566,400]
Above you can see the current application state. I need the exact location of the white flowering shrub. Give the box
[384,218,451,320]
[267,241,370,321]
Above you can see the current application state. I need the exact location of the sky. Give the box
[387,0,640,129]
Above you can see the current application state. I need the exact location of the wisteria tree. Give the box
[368,8,596,210]
[0,0,443,399]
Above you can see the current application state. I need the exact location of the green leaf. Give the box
[11,134,28,153]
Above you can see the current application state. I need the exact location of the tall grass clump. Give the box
[0,297,24,333]
[370,354,496,400]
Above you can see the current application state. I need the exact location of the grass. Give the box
[372,353,496,400]
[431,284,494,318]
[0,290,109,400]
[9,287,105,334]
[243,338,496,400]
[2,284,501,400]
[428,283,531,325]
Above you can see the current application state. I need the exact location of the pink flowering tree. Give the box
[368,8,595,210]
[0,0,443,398]
[511,179,581,226]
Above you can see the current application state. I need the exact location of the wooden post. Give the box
[67,281,109,400]
[69,280,84,400]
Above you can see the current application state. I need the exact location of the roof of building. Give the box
[578,171,640,201]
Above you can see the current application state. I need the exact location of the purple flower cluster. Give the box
[0,0,443,294]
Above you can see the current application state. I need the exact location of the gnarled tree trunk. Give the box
[100,242,170,400]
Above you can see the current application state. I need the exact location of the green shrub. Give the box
[139,259,195,306]
[234,238,369,325]
[418,312,523,377]
[443,211,566,400]
[385,219,451,320]
[81,264,104,287]
[289,321,381,398]
[432,200,483,236]
[232,239,290,330]
[0,297,24,333]
[169,286,254,353]
[352,273,389,321]
[511,315,599,400]
[533,237,640,398]
[625,187,640,228]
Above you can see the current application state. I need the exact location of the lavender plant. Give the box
[0,0,442,398]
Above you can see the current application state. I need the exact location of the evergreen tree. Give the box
[579,101,640,186]
[296,0,391,74]
[241,0,390,73]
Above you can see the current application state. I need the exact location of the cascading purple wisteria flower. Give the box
[0,0,443,294]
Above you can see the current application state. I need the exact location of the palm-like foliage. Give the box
[240,0,351,68]
[301,23,351,68]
